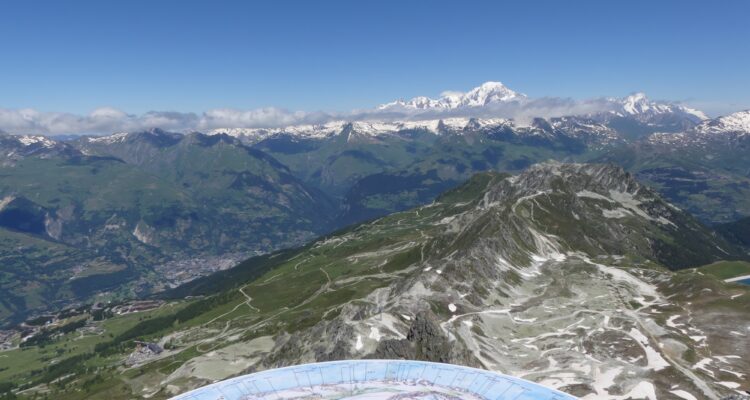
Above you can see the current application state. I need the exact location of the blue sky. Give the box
[1,0,749,120]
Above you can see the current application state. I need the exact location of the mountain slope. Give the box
[598,111,750,223]
[4,106,749,324]
[0,150,199,323]
[76,129,337,249]
[245,116,622,223]
[4,163,746,399]
[717,216,750,249]
[0,130,338,324]
[695,110,750,135]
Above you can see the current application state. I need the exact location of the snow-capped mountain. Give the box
[0,133,75,163]
[694,110,750,134]
[9,134,57,148]
[15,81,727,152]
[208,117,621,152]
[378,81,527,110]
[607,92,708,122]
[648,110,750,147]
[209,122,349,142]
[83,131,130,145]
[209,119,502,142]
[207,116,620,146]
[375,82,707,126]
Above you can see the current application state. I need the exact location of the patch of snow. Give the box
[0,196,14,211]
[603,208,634,219]
[576,190,613,202]
[18,135,56,147]
[437,215,457,225]
[669,390,698,400]
[587,366,622,398]
[627,328,670,371]
[368,327,381,342]
[693,358,712,372]
[87,132,129,144]
[666,315,683,328]
[608,190,674,226]
[720,368,745,379]
[697,110,750,134]
[618,381,657,400]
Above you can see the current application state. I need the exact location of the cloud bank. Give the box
[0,106,341,136]
[0,96,723,136]
[0,108,199,136]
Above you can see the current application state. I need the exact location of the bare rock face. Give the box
[368,311,479,367]
[368,311,451,362]
[370,338,413,360]
[405,311,454,363]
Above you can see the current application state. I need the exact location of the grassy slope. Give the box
[691,260,750,280]
[0,174,504,399]
[0,157,194,324]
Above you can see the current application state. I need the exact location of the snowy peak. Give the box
[209,122,347,142]
[696,110,750,134]
[377,83,708,123]
[85,132,130,144]
[451,81,526,106]
[622,92,664,115]
[0,133,78,161]
[0,133,59,149]
[209,120,455,142]
[83,128,182,147]
[205,116,620,148]
[16,135,58,148]
[378,81,526,110]
[617,92,708,121]
[649,110,750,146]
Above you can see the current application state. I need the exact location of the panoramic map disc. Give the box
[171,360,577,400]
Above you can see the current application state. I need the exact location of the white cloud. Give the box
[0,92,737,136]
[198,108,331,130]
[439,90,464,98]
[0,107,200,135]
[348,96,622,126]
[0,106,335,136]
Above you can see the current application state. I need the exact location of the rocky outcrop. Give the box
[369,311,479,367]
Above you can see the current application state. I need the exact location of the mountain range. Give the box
[1,82,749,327]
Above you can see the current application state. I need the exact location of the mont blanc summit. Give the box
[378,81,527,110]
